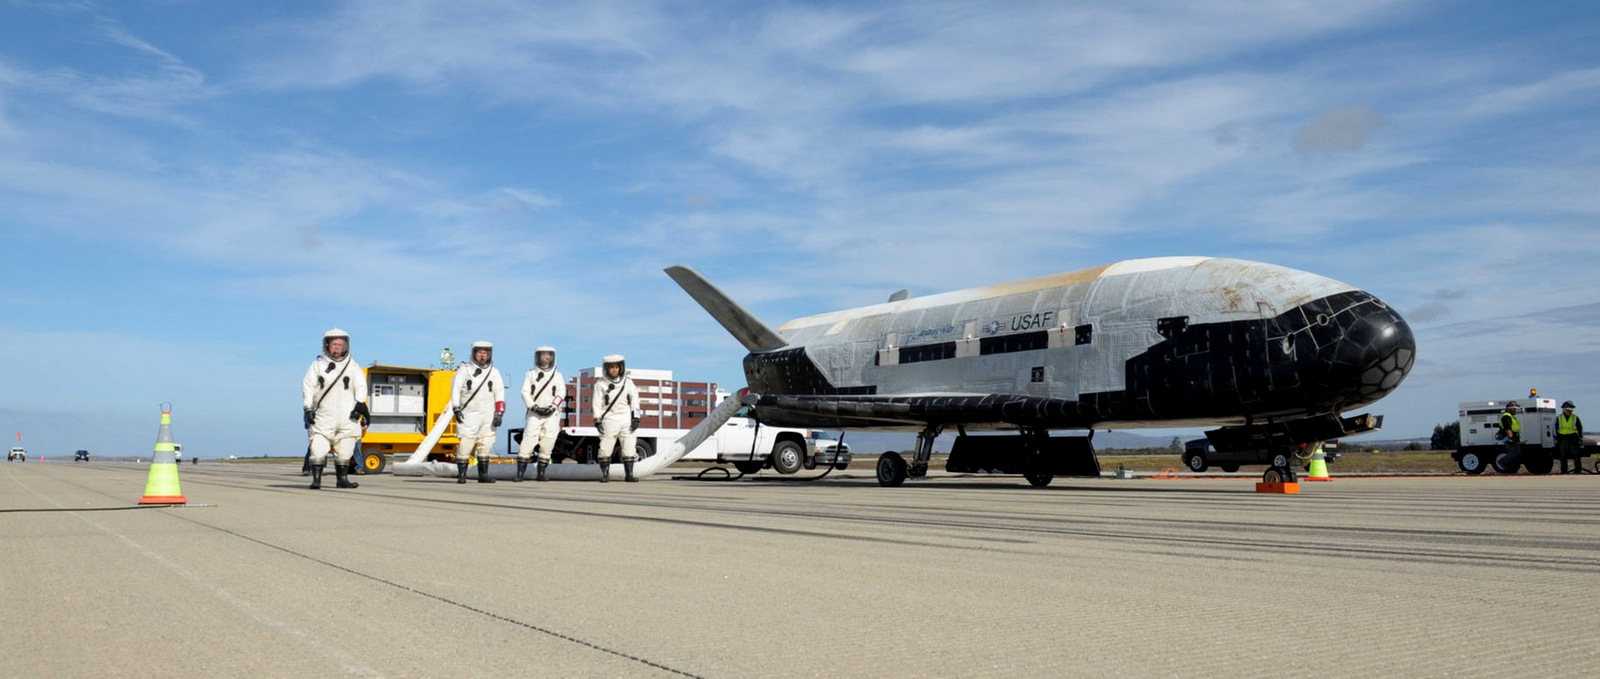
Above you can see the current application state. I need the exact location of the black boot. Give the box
[478,460,496,483]
[301,449,312,476]
[336,464,359,489]
[598,458,610,483]
[536,461,548,482]
[515,460,528,482]
[457,462,469,484]
[309,464,323,490]
[624,459,637,482]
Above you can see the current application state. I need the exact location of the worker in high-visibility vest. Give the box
[1496,401,1522,473]
[1555,401,1584,474]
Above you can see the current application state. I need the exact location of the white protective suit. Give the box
[302,353,368,465]
[592,371,640,463]
[451,361,505,462]
[518,365,565,463]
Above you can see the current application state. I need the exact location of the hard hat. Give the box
[470,341,493,366]
[322,328,350,359]
[1562,400,1575,409]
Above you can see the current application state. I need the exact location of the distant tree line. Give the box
[1430,422,1460,451]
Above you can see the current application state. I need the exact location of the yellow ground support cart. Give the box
[357,364,461,474]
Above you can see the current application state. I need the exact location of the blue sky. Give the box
[3,0,1598,457]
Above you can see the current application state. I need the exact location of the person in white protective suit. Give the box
[517,346,565,482]
[450,341,506,484]
[301,328,368,490]
[591,354,642,483]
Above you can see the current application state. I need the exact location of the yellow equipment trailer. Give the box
[357,364,462,474]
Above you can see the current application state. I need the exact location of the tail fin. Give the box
[665,265,788,353]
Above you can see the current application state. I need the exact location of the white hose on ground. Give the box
[392,389,756,480]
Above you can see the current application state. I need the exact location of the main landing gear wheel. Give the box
[771,440,805,475]
[1458,451,1487,475]
[1023,472,1053,487]
[1271,453,1291,470]
[877,452,908,487]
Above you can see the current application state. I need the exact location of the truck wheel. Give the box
[877,452,907,487]
[1184,453,1208,473]
[1458,451,1486,475]
[359,449,386,475]
[771,440,805,475]
[1523,453,1554,475]
[802,453,818,470]
[634,438,655,461]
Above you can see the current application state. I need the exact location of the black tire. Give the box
[1271,453,1290,469]
[802,453,818,470]
[732,460,764,475]
[1458,451,1487,475]
[1523,453,1554,475]
[1024,473,1053,487]
[1219,464,1239,473]
[877,452,908,487]
[1262,467,1286,484]
[771,440,805,475]
[1184,453,1208,473]
[634,438,655,461]
[1492,454,1520,474]
[358,449,386,475]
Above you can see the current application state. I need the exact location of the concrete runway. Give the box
[4,461,1599,678]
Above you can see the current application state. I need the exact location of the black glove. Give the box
[532,405,555,417]
[595,423,606,437]
[303,409,314,430]
[630,416,641,433]
[453,408,466,424]
[493,413,503,428]
[351,402,370,425]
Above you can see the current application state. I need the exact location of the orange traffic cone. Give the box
[139,403,187,505]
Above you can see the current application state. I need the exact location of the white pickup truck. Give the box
[510,405,852,475]
[7,447,24,462]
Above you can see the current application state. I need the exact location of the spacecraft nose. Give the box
[1325,296,1416,404]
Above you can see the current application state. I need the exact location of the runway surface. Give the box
[4,461,1599,678]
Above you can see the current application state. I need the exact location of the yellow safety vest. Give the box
[1557,413,1579,435]
[1501,411,1520,434]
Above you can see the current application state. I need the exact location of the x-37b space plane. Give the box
[667,257,1414,486]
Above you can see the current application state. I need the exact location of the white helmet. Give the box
[601,354,626,380]
[322,328,350,360]
[535,346,556,370]
[470,341,493,367]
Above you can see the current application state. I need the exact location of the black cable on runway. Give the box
[161,511,706,679]
[0,505,169,514]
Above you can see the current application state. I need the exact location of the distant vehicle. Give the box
[1181,439,1315,473]
[1454,398,1596,475]
[7,447,24,462]
[173,443,183,462]
[74,450,90,462]
[806,431,852,470]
